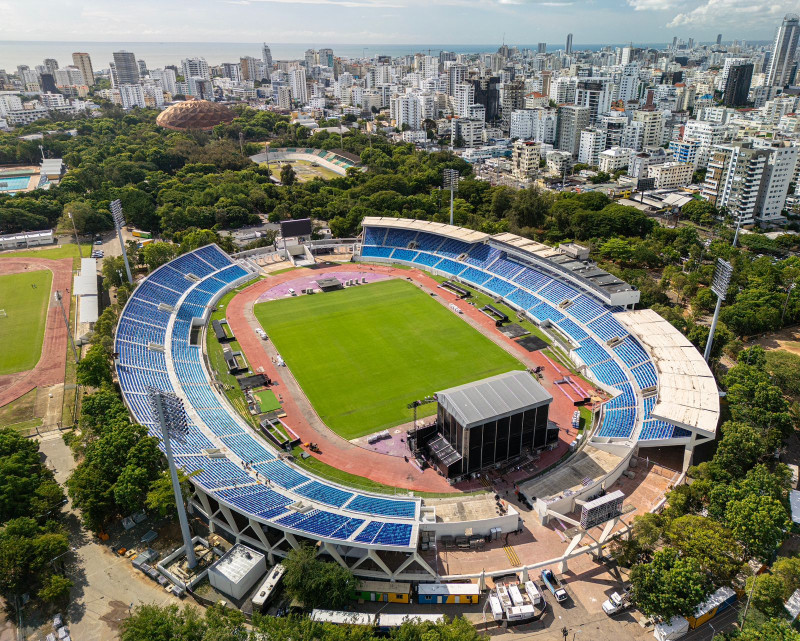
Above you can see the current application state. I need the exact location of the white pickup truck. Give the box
[602,591,632,615]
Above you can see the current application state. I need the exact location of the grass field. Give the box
[254,389,282,413]
[254,279,522,439]
[0,270,52,375]
[272,159,341,182]
[0,243,91,263]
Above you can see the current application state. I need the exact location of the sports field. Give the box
[0,269,52,375]
[254,279,522,438]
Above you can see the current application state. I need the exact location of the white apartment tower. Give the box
[766,14,800,89]
[289,68,308,105]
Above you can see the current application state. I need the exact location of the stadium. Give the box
[114,219,719,583]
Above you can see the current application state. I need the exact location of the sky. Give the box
[0,0,794,45]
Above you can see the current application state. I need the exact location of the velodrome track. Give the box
[225,263,580,493]
[0,255,72,406]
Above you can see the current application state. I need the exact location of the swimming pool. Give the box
[0,176,32,193]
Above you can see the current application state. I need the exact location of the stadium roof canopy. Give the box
[361,216,489,243]
[614,308,719,438]
[436,370,552,429]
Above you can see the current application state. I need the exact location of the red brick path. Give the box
[226,262,583,494]
[0,257,72,407]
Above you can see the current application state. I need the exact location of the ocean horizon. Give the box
[0,40,683,71]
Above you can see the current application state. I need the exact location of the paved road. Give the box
[25,432,186,641]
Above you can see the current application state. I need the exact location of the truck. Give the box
[541,569,568,602]
[602,591,631,615]
[131,229,153,239]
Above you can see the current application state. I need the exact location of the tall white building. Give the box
[289,68,308,105]
[766,14,800,89]
[119,83,146,109]
[453,83,474,117]
[181,58,210,82]
[578,127,606,166]
[150,68,177,96]
[390,93,422,130]
[617,63,641,103]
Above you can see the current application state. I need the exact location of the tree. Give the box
[280,163,297,186]
[142,242,178,272]
[0,518,70,603]
[145,468,198,516]
[765,349,800,398]
[60,201,113,236]
[120,603,247,641]
[0,428,64,523]
[629,548,712,620]
[726,493,790,561]
[745,573,787,618]
[76,344,112,388]
[666,515,744,585]
[282,544,357,609]
[509,186,551,229]
[732,620,800,641]
[772,555,800,599]
[38,574,73,602]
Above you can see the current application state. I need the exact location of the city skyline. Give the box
[2,0,799,47]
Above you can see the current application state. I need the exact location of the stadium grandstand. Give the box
[114,245,436,581]
[249,147,362,176]
[114,224,719,582]
[357,217,719,525]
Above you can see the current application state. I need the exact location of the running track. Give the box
[226,263,583,493]
[0,257,72,407]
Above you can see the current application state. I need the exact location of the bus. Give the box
[251,563,285,612]
[131,230,153,239]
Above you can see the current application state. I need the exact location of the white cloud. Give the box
[626,0,678,10]
[665,0,796,28]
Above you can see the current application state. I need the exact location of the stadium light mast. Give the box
[703,258,733,362]
[148,387,197,569]
[443,169,460,226]
[67,212,83,258]
[109,199,133,284]
[55,290,79,364]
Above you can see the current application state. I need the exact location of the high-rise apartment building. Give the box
[390,93,422,130]
[112,51,139,85]
[702,141,798,224]
[557,104,590,157]
[71,52,94,86]
[471,76,500,122]
[262,44,273,68]
[119,84,146,109]
[576,78,612,124]
[181,58,210,82]
[566,34,573,55]
[289,68,308,104]
[43,58,59,75]
[447,64,467,96]
[150,68,177,95]
[722,64,753,107]
[453,83,475,117]
[537,43,547,54]
[766,14,800,89]
[633,109,664,148]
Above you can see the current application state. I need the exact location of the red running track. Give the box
[226,263,585,494]
[0,257,72,407]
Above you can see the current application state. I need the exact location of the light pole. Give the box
[782,282,796,325]
[704,258,733,362]
[109,199,133,284]
[443,169,459,226]
[264,142,271,180]
[148,388,197,569]
[67,212,83,258]
[55,291,78,364]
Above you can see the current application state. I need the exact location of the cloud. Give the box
[626,0,678,9]
[666,0,793,27]
[238,0,406,6]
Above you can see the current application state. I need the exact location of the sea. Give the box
[0,40,675,71]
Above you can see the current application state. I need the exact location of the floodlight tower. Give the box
[443,169,460,226]
[109,199,133,284]
[54,290,79,364]
[148,388,197,569]
[703,258,733,362]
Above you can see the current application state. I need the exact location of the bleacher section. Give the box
[360,224,695,445]
[115,245,420,552]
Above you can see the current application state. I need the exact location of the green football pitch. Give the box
[253,279,522,439]
[0,269,52,375]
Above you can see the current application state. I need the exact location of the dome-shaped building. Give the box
[156,99,235,131]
